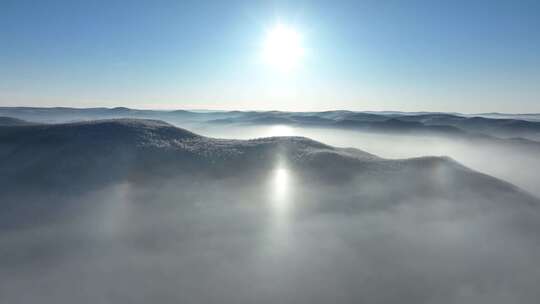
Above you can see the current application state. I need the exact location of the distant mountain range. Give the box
[2,107,540,141]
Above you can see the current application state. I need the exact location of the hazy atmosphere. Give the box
[1,1,540,304]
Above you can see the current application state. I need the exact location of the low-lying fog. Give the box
[2,121,540,304]
[2,171,540,304]
[190,124,540,197]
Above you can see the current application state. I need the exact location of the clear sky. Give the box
[1,0,539,113]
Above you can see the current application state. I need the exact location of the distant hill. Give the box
[1,119,535,206]
[2,106,540,140]
[0,116,34,126]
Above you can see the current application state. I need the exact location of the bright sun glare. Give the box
[262,24,304,71]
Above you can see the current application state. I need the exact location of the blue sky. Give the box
[1,0,539,112]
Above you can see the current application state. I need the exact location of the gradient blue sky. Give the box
[1,0,539,113]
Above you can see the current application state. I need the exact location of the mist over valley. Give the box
[1,110,540,303]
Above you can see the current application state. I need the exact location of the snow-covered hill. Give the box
[1,118,534,202]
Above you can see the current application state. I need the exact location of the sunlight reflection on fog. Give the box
[273,167,290,209]
[266,125,295,137]
[265,162,295,249]
[269,164,293,224]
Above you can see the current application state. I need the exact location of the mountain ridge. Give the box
[1,118,537,206]
[2,107,540,140]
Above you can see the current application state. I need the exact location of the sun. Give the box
[262,24,304,71]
